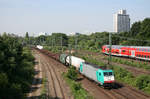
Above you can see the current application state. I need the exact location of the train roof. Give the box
[84,62,111,70]
[104,45,150,49]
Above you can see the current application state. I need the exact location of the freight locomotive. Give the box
[35,47,115,87]
[102,45,150,61]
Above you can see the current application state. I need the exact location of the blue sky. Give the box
[0,0,149,36]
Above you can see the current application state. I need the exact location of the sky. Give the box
[0,0,150,36]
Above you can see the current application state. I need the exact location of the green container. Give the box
[59,54,68,64]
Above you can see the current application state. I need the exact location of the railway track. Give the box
[39,53,65,99]
[35,49,150,99]
[35,50,72,99]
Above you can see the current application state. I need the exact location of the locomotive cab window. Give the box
[109,72,113,76]
[104,72,113,76]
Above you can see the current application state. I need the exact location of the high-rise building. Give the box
[114,10,130,33]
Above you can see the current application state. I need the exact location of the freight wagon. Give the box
[66,56,85,69]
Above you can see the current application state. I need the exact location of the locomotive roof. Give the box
[84,62,109,70]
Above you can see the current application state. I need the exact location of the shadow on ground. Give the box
[104,82,123,90]
[32,78,43,85]
[28,95,62,99]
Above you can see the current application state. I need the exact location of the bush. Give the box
[72,83,82,91]
[63,72,93,99]
[135,75,150,90]
[109,57,150,70]
[67,66,78,80]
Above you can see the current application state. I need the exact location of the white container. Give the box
[36,45,43,49]
[66,56,85,69]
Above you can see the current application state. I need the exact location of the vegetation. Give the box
[30,18,150,53]
[63,67,93,99]
[103,56,150,70]
[44,46,67,53]
[0,34,35,99]
[40,77,47,99]
[66,66,78,81]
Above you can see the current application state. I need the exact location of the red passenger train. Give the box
[102,45,150,61]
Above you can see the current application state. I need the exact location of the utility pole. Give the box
[108,32,112,65]
[75,35,78,54]
[69,44,72,66]
[54,37,55,46]
[51,38,53,47]
[61,35,63,53]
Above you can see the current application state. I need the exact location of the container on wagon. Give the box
[36,45,43,49]
[66,56,85,69]
[59,54,68,64]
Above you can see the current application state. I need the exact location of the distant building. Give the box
[38,32,47,36]
[114,10,130,33]
[69,32,81,36]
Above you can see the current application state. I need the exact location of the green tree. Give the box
[130,21,141,37]
[136,18,150,39]
[0,33,35,99]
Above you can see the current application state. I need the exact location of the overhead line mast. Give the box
[108,32,112,65]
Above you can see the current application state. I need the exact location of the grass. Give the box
[103,55,150,70]
[40,77,47,99]
[62,72,93,99]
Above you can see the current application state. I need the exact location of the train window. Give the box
[122,50,126,52]
[145,55,147,58]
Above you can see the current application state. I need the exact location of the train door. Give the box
[131,50,135,57]
[119,49,121,56]
[80,62,83,72]
[96,70,103,85]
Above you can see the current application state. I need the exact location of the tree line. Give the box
[25,18,150,52]
[0,33,35,99]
